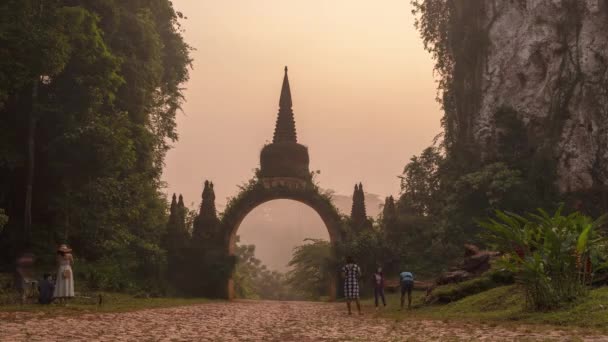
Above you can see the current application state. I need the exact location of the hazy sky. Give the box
[163,0,442,210]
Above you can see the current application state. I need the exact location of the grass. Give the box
[363,286,608,332]
[0,292,215,318]
[426,263,514,304]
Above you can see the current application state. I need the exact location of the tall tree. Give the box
[382,196,397,228]
[399,146,443,216]
[0,0,191,289]
[164,193,189,292]
[350,183,369,231]
[188,180,233,297]
[192,180,219,243]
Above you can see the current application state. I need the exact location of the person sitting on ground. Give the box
[372,266,386,309]
[399,270,414,310]
[341,256,362,315]
[38,273,55,304]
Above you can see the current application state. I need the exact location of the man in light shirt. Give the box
[399,271,414,310]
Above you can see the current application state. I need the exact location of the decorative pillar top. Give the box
[273,66,297,143]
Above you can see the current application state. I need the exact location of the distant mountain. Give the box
[330,191,383,217]
[232,190,384,271]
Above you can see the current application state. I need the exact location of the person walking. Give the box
[53,244,74,305]
[399,270,414,310]
[372,267,386,309]
[341,256,362,315]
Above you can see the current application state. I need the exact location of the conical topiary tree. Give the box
[189,180,231,297]
[177,194,187,233]
[350,183,370,232]
[382,196,397,226]
[193,181,220,243]
[164,193,190,293]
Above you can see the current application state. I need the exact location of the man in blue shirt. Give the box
[399,271,414,310]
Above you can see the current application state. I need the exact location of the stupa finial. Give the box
[273,66,297,143]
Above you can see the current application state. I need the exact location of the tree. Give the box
[350,183,371,232]
[192,181,219,243]
[0,0,191,290]
[381,196,397,231]
[286,239,334,299]
[233,243,261,299]
[399,146,443,216]
[163,194,189,293]
[187,180,234,297]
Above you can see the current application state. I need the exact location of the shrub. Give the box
[427,267,514,304]
[286,239,335,300]
[480,208,607,310]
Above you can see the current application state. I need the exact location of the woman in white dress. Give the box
[53,244,74,304]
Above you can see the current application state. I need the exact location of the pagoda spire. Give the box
[273,66,297,143]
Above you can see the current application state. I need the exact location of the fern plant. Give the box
[479,207,607,310]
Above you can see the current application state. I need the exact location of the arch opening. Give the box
[221,185,343,300]
[237,199,330,272]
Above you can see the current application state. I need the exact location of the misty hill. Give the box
[236,191,383,271]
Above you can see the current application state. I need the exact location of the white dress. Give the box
[53,257,75,298]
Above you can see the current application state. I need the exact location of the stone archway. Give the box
[218,67,344,300]
[221,180,343,300]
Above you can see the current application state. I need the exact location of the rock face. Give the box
[473,0,608,193]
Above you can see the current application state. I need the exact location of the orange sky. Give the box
[163,0,442,210]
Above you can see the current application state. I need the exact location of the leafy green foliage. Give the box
[399,147,442,216]
[411,0,487,147]
[380,147,452,278]
[286,239,334,300]
[0,0,191,293]
[233,242,292,300]
[480,208,607,310]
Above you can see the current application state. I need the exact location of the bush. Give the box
[286,239,335,300]
[427,267,514,304]
[480,208,607,310]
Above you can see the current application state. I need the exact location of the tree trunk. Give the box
[24,79,38,245]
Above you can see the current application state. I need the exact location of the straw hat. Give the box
[57,244,72,253]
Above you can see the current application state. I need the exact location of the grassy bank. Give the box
[0,292,214,318]
[362,286,608,332]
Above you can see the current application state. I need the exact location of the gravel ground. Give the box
[1,300,607,341]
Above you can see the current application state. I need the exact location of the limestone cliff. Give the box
[472,0,608,193]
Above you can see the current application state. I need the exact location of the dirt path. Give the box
[0,300,606,341]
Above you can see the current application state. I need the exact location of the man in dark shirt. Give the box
[38,273,55,304]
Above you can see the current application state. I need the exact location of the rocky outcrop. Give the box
[435,244,500,285]
[472,0,608,193]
